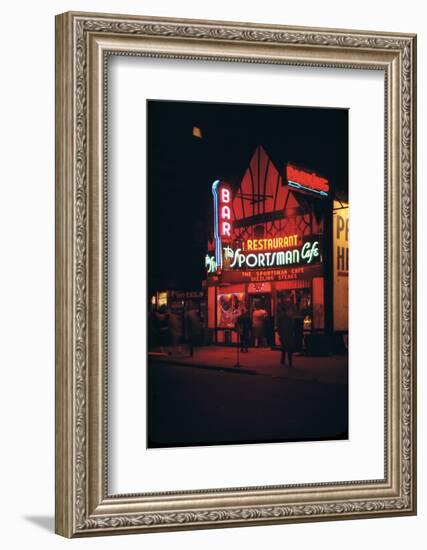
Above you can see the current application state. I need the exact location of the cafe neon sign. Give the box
[227,240,320,269]
[212,180,233,270]
[206,229,320,274]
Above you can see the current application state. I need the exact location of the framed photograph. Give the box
[55,11,417,537]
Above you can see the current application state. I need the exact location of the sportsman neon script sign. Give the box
[226,240,320,269]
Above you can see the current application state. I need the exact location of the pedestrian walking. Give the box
[277,299,296,368]
[184,303,202,357]
[252,305,267,347]
[155,305,170,350]
[168,309,182,348]
[236,308,252,352]
[264,314,276,349]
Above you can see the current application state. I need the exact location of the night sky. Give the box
[147,100,348,293]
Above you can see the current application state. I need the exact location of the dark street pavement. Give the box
[147,354,348,448]
[148,345,348,385]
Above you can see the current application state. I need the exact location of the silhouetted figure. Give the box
[265,314,275,349]
[168,309,182,348]
[277,301,296,368]
[184,304,202,357]
[252,306,267,347]
[236,308,252,352]
[155,306,170,349]
[147,311,156,350]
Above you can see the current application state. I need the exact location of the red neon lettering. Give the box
[221,188,230,203]
[287,164,329,193]
[218,184,233,241]
[222,222,231,237]
[221,205,231,220]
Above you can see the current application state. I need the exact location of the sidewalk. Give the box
[149,345,348,385]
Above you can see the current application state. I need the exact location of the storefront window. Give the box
[157,291,168,307]
[217,292,245,328]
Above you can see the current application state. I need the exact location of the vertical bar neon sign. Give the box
[212,180,232,270]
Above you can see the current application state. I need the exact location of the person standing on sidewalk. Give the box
[264,313,276,349]
[236,308,252,353]
[155,305,170,351]
[252,305,267,347]
[184,302,202,357]
[168,308,182,349]
[277,299,296,368]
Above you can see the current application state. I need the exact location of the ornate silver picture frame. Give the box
[55,11,416,537]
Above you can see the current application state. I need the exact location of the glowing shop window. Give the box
[157,292,168,307]
[217,293,245,329]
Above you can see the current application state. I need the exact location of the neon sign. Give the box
[228,241,320,269]
[212,180,233,269]
[205,254,217,273]
[219,184,232,239]
[244,234,299,252]
[286,163,329,197]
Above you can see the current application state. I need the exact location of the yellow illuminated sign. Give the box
[244,234,299,252]
[333,201,349,332]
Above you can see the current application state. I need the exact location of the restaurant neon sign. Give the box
[244,234,299,251]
